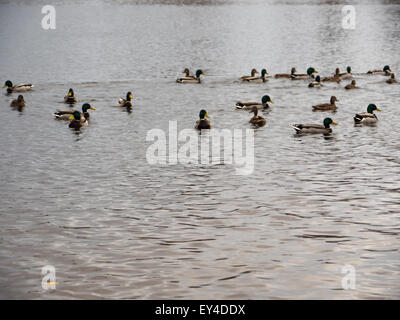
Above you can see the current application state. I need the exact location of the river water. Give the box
[0,0,399,299]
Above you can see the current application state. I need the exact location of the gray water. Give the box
[0,0,399,299]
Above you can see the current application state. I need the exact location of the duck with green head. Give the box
[308,75,322,88]
[240,68,259,81]
[275,67,297,79]
[243,69,268,83]
[292,118,338,134]
[118,92,133,109]
[195,109,211,130]
[177,70,206,83]
[339,66,352,80]
[236,95,274,110]
[249,106,266,127]
[2,80,33,94]
[312,96,338,111]
[291,67,318,80]
[54,103,95,121]
[64,88,77,104]
[68,111,88,129]
[354,104,381,124]
[10,95,26,110]
[367,65,392,75]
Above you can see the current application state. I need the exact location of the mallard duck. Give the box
[345,80,358,90]
[292,118,338,134]
[354,104,381,124]
[68,111,88,130]
[180,68,196,81]
[275,67,296,79]
[243,69,268,83]
[64,88,77,104]
[10,95,26,110]
[195,109,211,130]
[367,65,392,75]
[339,66,352,80]
[240,68,259,81]
[118,92,133,109]
[308,75,323,88]
[236,95,274,110]
[386,74,397,84]
[312,96,338,111]
[54,103,95,121]
[2,80,33,94]
[322,68,341,83]
[291,67,318,80]
[177,69,206,83]
[249,106,266,127]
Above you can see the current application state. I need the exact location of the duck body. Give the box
[275,67,296,79]
[312,96,338,111]
[322,68,341,83]
[339,66,352,80]
[292,118,338,135]
[249,106,266,127]
[308,76,322,88]
[236,95,274,110]
[367,65,392,75]
[240,68,258,81]
[354,104,381,125]
[64,88,77,104]
[118,92,133,109]
[195,110,211,130]
[54,103,95,121]
[177,69,205,83]
[3,80,33,94]
[179,68,196,81]
[243,69,268,83]
[386,74,397,84]
[68,111,88,130]
[345,80,358,90]
[10,95,26,110]
[291,67,317,80]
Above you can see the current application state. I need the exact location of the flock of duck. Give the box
[2,64,396,134]
[178,65,395,134]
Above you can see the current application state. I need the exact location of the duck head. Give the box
[307,67,318,75]
[323,118,338,128]
[199,109,210,119]
[367,104,381,113]
[261,95,274,104]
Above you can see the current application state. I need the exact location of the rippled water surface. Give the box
[0,0,399,299]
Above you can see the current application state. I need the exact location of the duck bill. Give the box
[205,113,210,118]
[270,100,275,104]
[332,121,338,125]
[376,108,382,111]
[2,85,6,88]
[90,107,96,110]
[129,94,133,99]
[389,69,392,72]
[69,115,74,120]
[202,73,207,76]
[314,70,318,73]
[68,92,72,96]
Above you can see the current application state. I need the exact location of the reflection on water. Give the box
[0,0,399,299]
